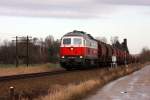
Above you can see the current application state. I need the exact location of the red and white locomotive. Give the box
[60,30,98,69]
[60,30,133,70]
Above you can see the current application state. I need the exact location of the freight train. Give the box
[60,30,136,70]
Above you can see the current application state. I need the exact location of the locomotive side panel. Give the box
[84,37,98,59]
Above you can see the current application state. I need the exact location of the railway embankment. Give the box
[0,63,148,100]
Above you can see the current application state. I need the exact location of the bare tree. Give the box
[96,36,107,43]
[0,40,15,64]
[140,47,150,63]
[45,35,54,48]
[110,36,119,45]
[45,35,60,63]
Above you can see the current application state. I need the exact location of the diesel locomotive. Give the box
[59,30,133,70]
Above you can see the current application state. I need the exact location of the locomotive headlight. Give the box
[61,56,65,58]
[70,47,74,51]
[80,56,83,58]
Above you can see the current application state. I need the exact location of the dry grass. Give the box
[41,80,100,100]
[36,63,145,100]
[0,63,61,77]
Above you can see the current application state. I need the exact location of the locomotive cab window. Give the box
[73,38,82,45]
[63,38,71,45]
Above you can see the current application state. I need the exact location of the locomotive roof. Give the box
[64,30,95,40]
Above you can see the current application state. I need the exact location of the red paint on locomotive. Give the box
[60,47,85,56]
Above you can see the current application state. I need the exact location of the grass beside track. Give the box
[0,63,60,77]
[39,63,146,100]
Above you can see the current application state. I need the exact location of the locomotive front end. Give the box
[60,34,86,69]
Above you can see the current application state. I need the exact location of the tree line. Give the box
[0,35,150,65]
[0,35,60,65]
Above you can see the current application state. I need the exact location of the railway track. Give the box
[0,67,109,82]
[0,69,67,82]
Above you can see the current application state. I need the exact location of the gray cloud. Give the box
[99,0,150,6]
[0,0,149,18]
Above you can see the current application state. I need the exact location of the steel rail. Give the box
[0,69,66,82]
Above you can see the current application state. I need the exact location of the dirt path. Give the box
[85,65,150,100]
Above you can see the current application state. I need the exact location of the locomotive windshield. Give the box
[73,38,82,45]
[63,38,71,45]
[62,37,83,45]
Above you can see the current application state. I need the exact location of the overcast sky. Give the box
[0,0,150,54]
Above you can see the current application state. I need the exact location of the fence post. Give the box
[9,86,15,100]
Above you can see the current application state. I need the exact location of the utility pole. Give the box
[16,36,18,67]
[13,36,19,67]
[26,36,32,67]
[13,36,22,67]
[13,36,32,67]
[27,36,29,67]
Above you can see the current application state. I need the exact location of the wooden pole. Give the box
[16,36,18,67]
[27,36,29,67]
[9,86,15,100]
